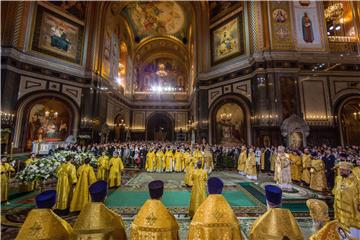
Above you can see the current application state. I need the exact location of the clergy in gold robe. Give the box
[290,150,302,182]
[97,151,109,181]
[70,158,96,212]
[249,185,303,240]
[309,152,327,192]
[145,149,156,172]
[72,180,127,239]
[245,148,257,180]
[302,149,312,185]
[192,148,204,168]
[108,151,124,188]
[237,146,247,175]
[16,190,73,240]
[55,155,77,210]
[164,147,174,172]
[306,199,330,233]
[184,151,194,187]
[188,177,242,240]
[156,149,165,172]
[333,161,360,236]
[1,156,15,203]
[174,148,183,172]
[189,161,208,218]
[306,198,356,240]
[131,180,179,240]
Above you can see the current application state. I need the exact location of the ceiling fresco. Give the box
[122,2,189,42]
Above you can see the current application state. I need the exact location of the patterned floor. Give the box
[1,170,329,239]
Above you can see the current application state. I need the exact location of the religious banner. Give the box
[31,4,84,64]
[269,1,294,50]
[211,13,244,65]
[292,1,326,51]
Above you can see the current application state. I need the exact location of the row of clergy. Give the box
[236,146,345,192]
[56,154,124,213]
[144,147,214,173]
[16,173,359,240]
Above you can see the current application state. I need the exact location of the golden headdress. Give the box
[336,161,353,170]
[306,199,330,222]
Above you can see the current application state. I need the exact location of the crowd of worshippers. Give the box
[14,169,360,240]
[52,142,360,191]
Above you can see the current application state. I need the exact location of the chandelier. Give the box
[45,109,58,120]
[220,113,232,122]
[156,63,168,78]
[324,3,343,21]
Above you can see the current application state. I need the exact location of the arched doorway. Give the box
[114,114,126,143]
[212,102,246,145]
[14,92,80,151]
[339,97,360,146]
[22,97,73,151]
[146,113,174,141]
[209,95,251,145]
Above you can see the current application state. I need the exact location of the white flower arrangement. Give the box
[16,150,97,182]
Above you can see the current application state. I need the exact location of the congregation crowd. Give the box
[1,141,359,239]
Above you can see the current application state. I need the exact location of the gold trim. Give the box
[37,1,85,26]
[135,35,188,54]
[29,3,85,66]
[290,1,327,52]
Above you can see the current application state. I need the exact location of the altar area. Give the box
[32,141,68,155]
[1,171,329,240]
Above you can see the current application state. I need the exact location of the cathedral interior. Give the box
[1,1,360,240]
[1,1,360,151]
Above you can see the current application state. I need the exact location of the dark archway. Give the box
[338,97,360,146]
[208,94,252,145]
[114,114,126,143]
[146,113,174,141]
[21,97,73,151]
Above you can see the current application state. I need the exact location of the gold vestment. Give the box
[302,154,311,184]
[290,154,302,182]
[189,168,207,217]
[1,163,15,202]
[109,156,124,188]
[309,220,356,240]
[249,208,303,240]
[245,152,257,176]
[70,164,96,212]
[16,209,72,240]
[333,173,360,230]
[174,151,183,172]
[188,194,242,240]
[156,151,164,171]
[97,155,109,181]
[310,159,327,192]
[237,150,247,172]
[145,151,156,172]
[184,153,194,186]
[55,162,77,210]
[164,150,174,171]
[131,199,179,240]
[72,202,127,239]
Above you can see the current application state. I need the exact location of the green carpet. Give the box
[239,182,311,213]
[105,189,257,208]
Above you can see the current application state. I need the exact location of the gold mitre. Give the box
[337,161,353,170]
[306,199,329,222]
